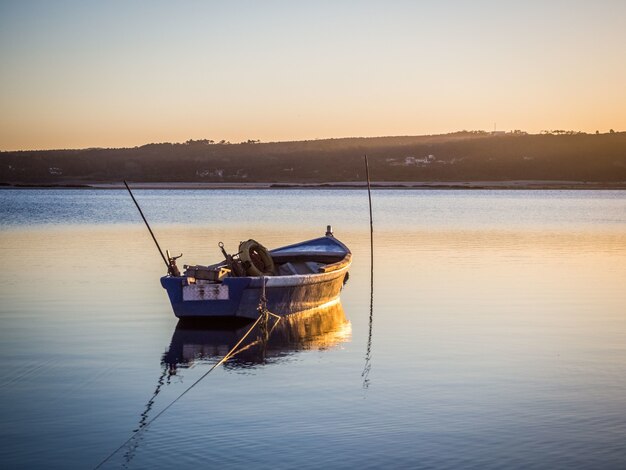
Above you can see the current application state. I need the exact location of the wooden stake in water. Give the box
[364,155,373,264]
[363,155,374,389]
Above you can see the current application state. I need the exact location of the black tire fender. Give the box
[238,239,275,276]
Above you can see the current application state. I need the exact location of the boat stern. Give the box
[161,275,257,319]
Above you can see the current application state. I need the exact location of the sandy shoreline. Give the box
[2,180,626,190]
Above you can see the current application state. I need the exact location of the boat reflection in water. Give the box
[124,302,351,466]
[163,300,351,373]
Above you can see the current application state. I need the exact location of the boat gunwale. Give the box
[163,254,351,288]
[269,235,351,257]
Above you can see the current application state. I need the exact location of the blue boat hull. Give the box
[161,266,350,319]
[161,234,351,319]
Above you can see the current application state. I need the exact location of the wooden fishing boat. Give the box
[160,226,351,319]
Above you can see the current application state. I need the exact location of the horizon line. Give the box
[2,129,624,153]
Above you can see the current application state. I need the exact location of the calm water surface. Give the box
[1,189,625,469]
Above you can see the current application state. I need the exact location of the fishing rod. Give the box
[123,180,180,276]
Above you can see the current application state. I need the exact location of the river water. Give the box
[0,189,625,469]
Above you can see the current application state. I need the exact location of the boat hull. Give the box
[160,264,349,319]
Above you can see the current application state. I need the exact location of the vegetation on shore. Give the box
[1,131,625,185]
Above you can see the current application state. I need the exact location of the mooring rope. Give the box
[94,280,277,469]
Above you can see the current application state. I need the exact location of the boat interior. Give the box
[182,236,351,280]
[194,252,351,279]
[271,252,351,275]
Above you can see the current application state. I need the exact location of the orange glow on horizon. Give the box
[1,1,624,151]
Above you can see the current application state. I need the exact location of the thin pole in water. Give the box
[362,155,374,389]
[123,180,170,271]
[364,155,373,265]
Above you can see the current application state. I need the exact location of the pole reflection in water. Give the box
[163,300,351,374]
[361,265,374,389]
[362,154,375,390]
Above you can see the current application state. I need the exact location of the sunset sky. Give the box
[1,0,625,150]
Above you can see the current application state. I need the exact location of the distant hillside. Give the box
[1,131,626,185]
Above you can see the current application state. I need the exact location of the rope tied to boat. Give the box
[94,277,281,469]
[258,275,281,343]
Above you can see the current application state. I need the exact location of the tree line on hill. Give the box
[1,131,625,185]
